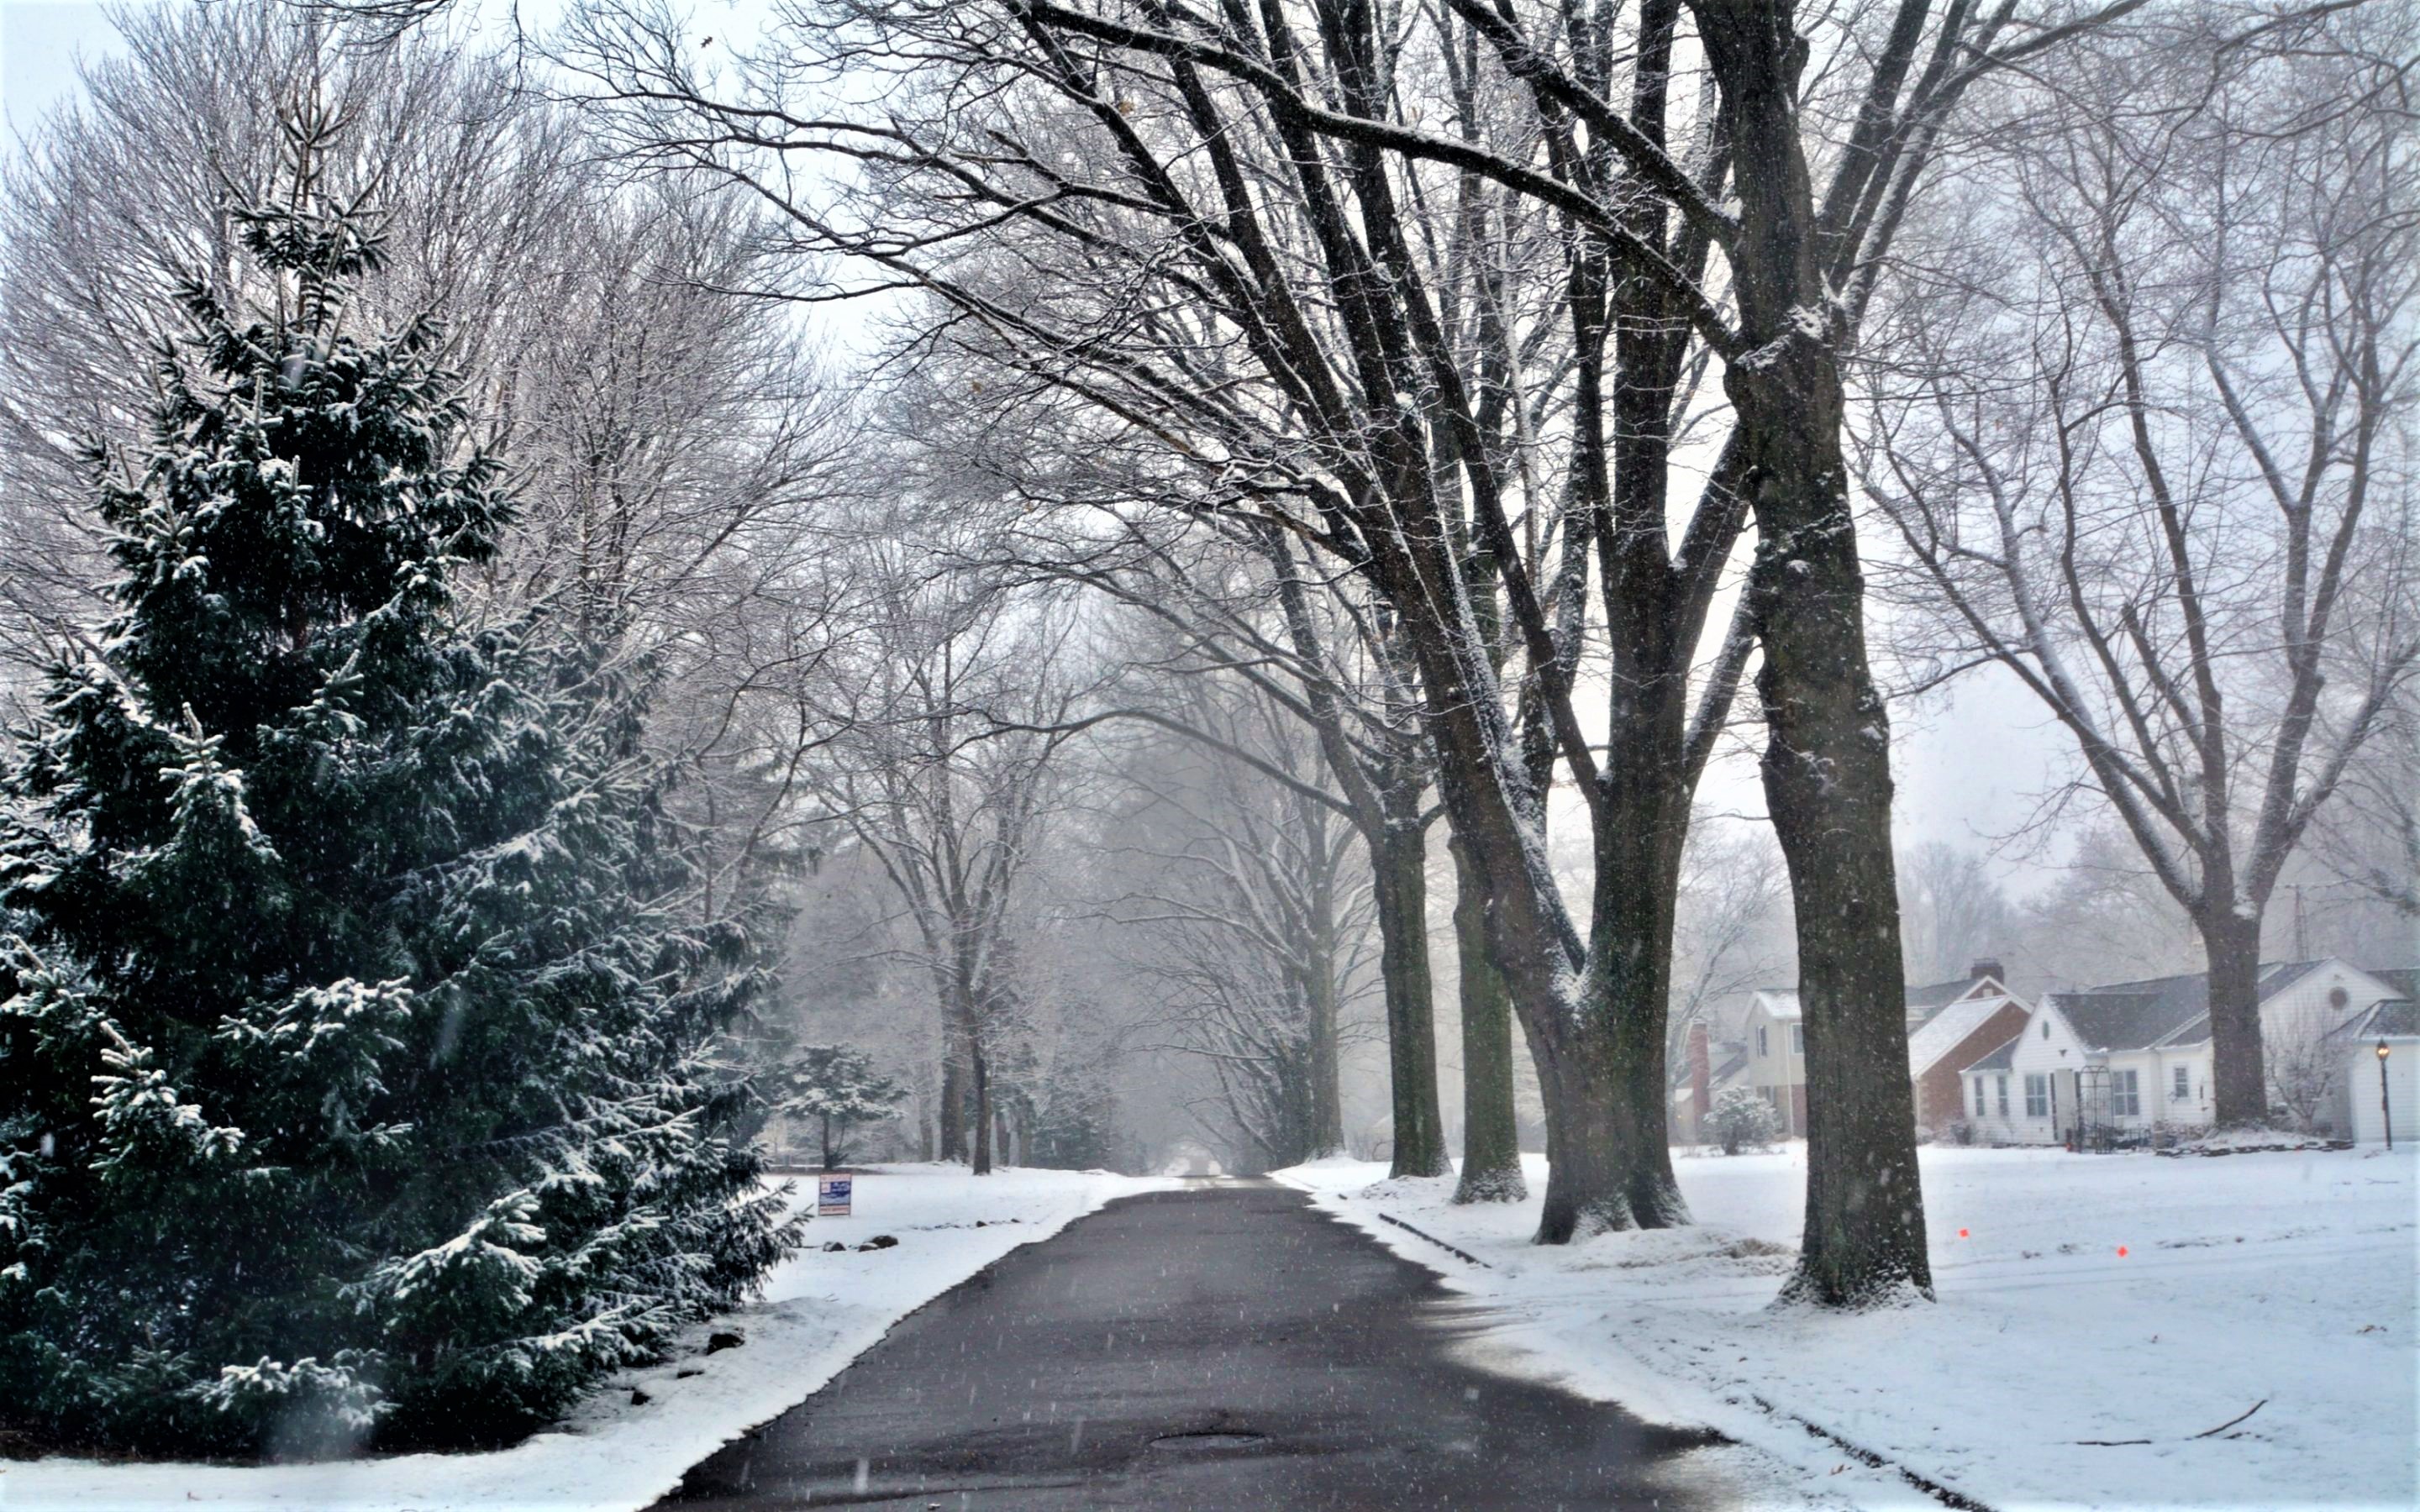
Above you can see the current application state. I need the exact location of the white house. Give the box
[1742,988,1811,1135]
[1958,958,2411,1144]
[2333,995,2417,1144]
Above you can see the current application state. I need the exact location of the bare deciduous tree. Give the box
[545,0,2151,1302]
[1102,700,1377,1170]
[1897,842,2018,987]
[805,533,1092,1173]
[1860,7,2419,1127]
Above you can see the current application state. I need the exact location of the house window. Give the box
[1757,1026,1769,1057]
[2041,1021,2050,1039]
[2024,1074,2049,1117]
[1974,1078,1987,1116]
[1791,1024,1804,1055]
[1996,1075,2010,1116]
[2111,1069,2140,1117]
[2171,1065,2190,1100]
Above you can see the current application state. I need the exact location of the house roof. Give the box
[1961,1032,2022,1074]
[1753,988,1802,1023]
[1753,969,2007,1028]
[1907,993,2023,1076]
[1906,973,1998,1021]
[2338,999,2417,1038]
[2049,987,2212,1053]
[2257,958,2328,997]
[2040,958,2333,1053]
[2045,958,2401,1052]
[2365,968,2419,1001]
[1668,1041,1752,1090]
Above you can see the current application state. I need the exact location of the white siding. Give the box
[1745,1000,1806,1097]
[1963,1067,2026,1144]
[2145,1045,2213,1128]
[2260,963,2399,1136]
[1991,1004,2091,1144]
[2102,1047,2212,1132]
[2347,1039,2420,1144]
[2261,963,2402,1046]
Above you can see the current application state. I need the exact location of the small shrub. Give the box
[1709,1088,1784,1155]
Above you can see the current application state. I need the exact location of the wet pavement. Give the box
[653,1180,1740,1509]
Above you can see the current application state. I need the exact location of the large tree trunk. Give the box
[1372,804,1450,1178]
[1750,501,1930,1305]
[970,1041,994,1176]
[1733,337,1930,1301]
[938,1042,969,1163]
[1305,859,1348,1159]
[1381,533,1677,1237]
[1450,836,1527,1202]
[2201,906,2270,1128]
[1698,0,1930,1306]
[1564,768,1691,1232]
[1529,1046,1644,1240]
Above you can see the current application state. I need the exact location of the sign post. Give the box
[817,1175,853,1217]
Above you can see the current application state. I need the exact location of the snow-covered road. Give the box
[652,1180,1788,1509]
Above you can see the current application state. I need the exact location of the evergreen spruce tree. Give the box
[0,127,798,1457]
[775,1046,906,1170]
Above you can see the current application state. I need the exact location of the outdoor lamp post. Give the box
[2380,1041,2393,1151]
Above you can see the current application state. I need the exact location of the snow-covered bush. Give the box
[0,171,797,1456]
[1709,1087,1785,1154]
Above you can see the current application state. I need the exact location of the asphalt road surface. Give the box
[654,1180,1745,1509]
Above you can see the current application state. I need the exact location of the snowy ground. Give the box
[3,1164,1169,1512]
[1278,1144,2417,1511]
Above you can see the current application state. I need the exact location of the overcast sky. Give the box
[1,0,113,137]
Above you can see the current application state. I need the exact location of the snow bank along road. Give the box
[1281,1147,2419,1511]
[653,1180,1789,1509]
[1,1167,1167,1512]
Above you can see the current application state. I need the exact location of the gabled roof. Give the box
[1753,988,1802,1023]
[1906,973,2001,1021]
[2047,958,2396,1052]
[2366,968,2419,1001]
[1753,970,2008,1028]
[2257,958,2328,996]
[1961,1032,2022,1074]
[1907,994,2024,1076]
[2048,986,2212,1053]
[2338,999,2417,1038]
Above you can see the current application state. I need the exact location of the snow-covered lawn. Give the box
[3,1164,1167,1512]
[1279,1145,2417,1510]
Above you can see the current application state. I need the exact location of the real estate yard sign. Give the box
[817,1176,853,1216]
